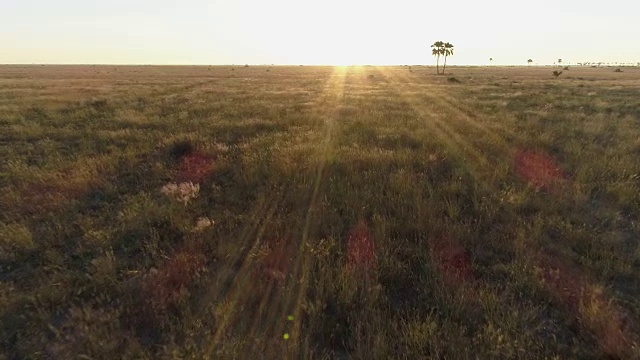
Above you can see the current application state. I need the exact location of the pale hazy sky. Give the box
[2,0,639,65]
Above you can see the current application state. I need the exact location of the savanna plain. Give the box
[1,64,640,359]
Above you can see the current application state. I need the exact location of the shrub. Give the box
[552,70,563,77]
[0,223,35,262]
[193,217,214,232]
[87,99,109,110]
[168,139,194,159]
[160,182,200,205]
[447,77,461,83]
[48,305,127,358]
[614,68,623,72]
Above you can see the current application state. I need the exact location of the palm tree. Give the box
[489,57,493,65]
[558,58,562,66]
[431,41,444,74]
[442,42,454,74]
[431,47,441,74]
[528,59,533,66]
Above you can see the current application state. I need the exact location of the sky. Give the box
[2,0,639,65]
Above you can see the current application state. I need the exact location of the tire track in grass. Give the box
[432,92,523,141]
[205,66,348,357]
[423,82,527,145]
[398,75,570,192]
[127,69,330,355]
[378,67,513,173]
[517,243,640,358]
[397,71,574,194]
[332,68,392,357]
[259,66,348,357]
[388,68,574,193]
[366,67,503,354]
[378,67,573,195]
[205,191,285,353]
[144,69,340,349]
[375,68,492,175]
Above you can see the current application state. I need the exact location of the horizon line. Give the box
[2,63,638,67]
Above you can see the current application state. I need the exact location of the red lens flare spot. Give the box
[514,149,566,190]
[430,237,474,285]
[179,151,215,183]
[257,238,295,284]
[347,220,376,271]
[143,243,207,313]
[535,251,636,357]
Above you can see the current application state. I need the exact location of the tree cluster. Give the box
[431,41,454,75]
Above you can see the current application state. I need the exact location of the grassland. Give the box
[1,64,639,359]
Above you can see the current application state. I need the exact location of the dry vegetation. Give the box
[1,64,640,359]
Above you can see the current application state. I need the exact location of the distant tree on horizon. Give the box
[528,59,533,66]
[431,41,445,74]
[489,57,493,65]
[442,42,454,74]
[558,58,562,66]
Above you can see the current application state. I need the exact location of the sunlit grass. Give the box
[1,65,639,359]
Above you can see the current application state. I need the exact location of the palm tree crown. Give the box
[431,41,445,74]
[441,42,454,74]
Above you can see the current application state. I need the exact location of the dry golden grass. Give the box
[1,64,640,359]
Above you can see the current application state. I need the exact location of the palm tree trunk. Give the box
[436,54,440,74]
[443,55,447,74]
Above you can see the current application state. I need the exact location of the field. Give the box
[1,64,639,359]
